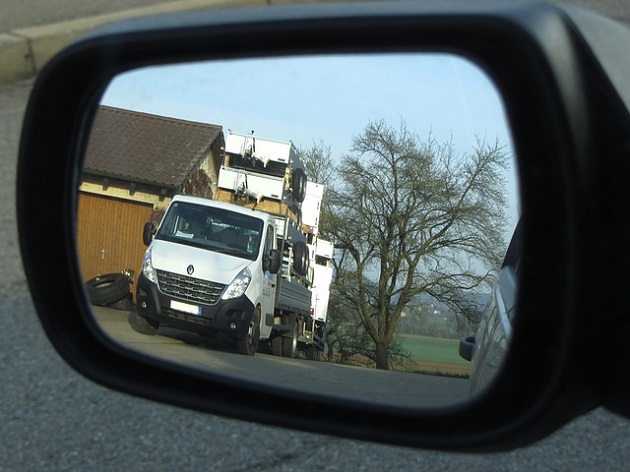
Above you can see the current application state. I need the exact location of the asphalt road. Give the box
[1,0,188,31]
[94,306,470,408]
[3,1,630,471]
[2,0,630,32]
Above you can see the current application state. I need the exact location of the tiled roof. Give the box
[83,106,223,188]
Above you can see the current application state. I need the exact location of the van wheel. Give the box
[271,335,283,356]
[306,346,320,361]
[128,310,159,335]
[282,320,298,358]
[237,308,260,356]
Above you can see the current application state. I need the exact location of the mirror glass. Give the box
[79,53,518,408]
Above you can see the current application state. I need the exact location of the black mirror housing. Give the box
[266,249,282,275]
[459,335,475,362]
[16,1,630,452]
[142,222,155,246]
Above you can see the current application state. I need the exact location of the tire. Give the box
[290,203,302,226]
[271,335,283,356]
[236,307,260,355]
[306,345,320,361]
[292,241,309,276]
[108,293,134,311]
[128,310,159,335]
[282,320,298,358]
[291,168,307,202]
[85,273,130,306]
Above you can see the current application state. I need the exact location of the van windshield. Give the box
[156,201,264,261]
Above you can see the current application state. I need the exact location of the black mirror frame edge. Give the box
[16,1,630,451]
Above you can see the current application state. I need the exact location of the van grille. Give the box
[157,270,226,305]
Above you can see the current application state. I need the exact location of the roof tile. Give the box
[83,106,223,188]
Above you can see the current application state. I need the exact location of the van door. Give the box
[260,223,277,338]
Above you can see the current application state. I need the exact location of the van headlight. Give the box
[222,267,252,300]
[142,247,157,283]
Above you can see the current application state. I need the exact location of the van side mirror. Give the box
[266,249,281,274]
[142,222,155,246]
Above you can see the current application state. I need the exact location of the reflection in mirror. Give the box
[78,54,518,408]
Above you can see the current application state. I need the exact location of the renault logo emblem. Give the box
[187,264,194,275]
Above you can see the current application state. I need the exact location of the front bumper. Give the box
[136,273,255,339]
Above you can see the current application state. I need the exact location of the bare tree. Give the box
[323,119,509,370]
[298,139,335,187]
[326,282,413,369]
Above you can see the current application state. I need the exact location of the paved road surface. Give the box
[1,0,194,31]
[3,1,630,470]
[94,306,470,408]
[2,0,629,33]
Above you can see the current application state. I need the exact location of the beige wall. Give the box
[79,179,173,213]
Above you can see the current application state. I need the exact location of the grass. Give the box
[397,334,470,378]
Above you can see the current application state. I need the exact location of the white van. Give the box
[134,194,313,356]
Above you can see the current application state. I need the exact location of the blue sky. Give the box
[101,53,518,235]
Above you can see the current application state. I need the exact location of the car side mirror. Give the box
[458,336,475,362]
[142,222,155,246]
[16,1,630,452]
[266,249,281,275]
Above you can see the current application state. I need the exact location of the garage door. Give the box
[77,192,153,283]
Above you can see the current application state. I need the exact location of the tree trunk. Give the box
[375,342,390,370]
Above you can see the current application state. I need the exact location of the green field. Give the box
[398,334,470,376]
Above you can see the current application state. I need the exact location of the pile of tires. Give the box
[84,273,132,311]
